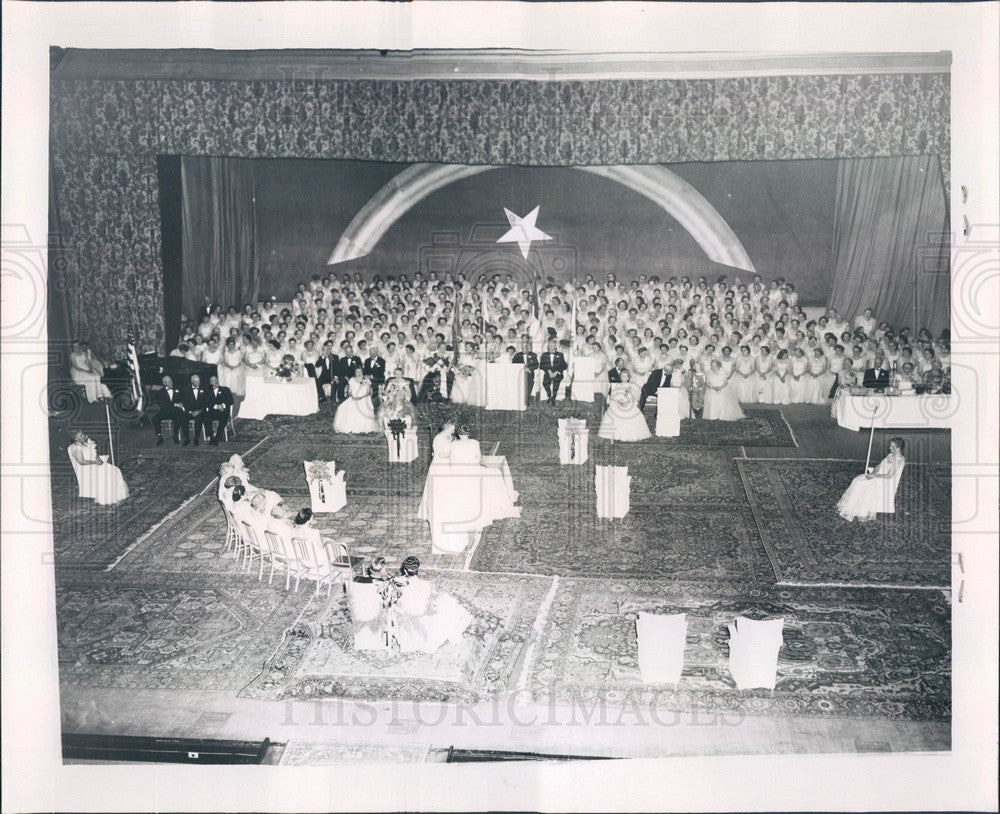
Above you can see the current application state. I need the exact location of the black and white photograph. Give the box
[2,3,997,812]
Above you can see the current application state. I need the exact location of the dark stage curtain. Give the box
[180,156,260,319]
[829,155,950,333]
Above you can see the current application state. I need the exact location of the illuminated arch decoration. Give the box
[327,163,755,273]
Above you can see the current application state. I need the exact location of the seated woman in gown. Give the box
[417,420,456,524]
[69,341,112,403]
[598,369,652,442]
[333,367,379,434]
[837,437,906,522]
[448,426,521,525]
[393,556,473,653]
[703,359,746,421]
[67,431,129,505]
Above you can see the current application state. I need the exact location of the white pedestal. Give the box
[595,464,631,519]
[727,616,784,690]
[304,461,347,513]
[655,387,681,437]
[557,419,590,465]
[385,427,419,463]
[485,362,527,411]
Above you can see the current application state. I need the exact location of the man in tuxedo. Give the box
[608,357,627,384]
[512,336,539,403]
[149,374,191,445]
[863,354,891,391]
[539,339,568,405]
[335,343,362,401]
[363,348,387,410]
[639,365,672,411]
[204,374,234,446]
[313,340,339,404]
[183,374,211,446]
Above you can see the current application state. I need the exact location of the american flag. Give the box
[125,328,144,412]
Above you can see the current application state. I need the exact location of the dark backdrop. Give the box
[254,159,838,306]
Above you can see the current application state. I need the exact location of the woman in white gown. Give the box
[451,342,485,407]
[67,431,129,505]
[417,421,456,525]
[837,437,906,522]
[393,556,473,653]
[69,341,112,402]
[598,369,653,442]
[733,345,757,403]
[333,368,379,433]
[703,359,746,420]
[218,338,246,397]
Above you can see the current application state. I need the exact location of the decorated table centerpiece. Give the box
[275,354,301,381]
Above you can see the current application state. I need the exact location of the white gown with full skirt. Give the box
[598,383,652,442]
[836,453,905,522]
[68,440,129,505]
[333,378,379,433]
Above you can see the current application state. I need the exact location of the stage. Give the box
[50,398,951,761]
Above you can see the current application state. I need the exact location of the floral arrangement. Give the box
[305,460,335,482]
[387,418,408,456]
[275,354,301,381]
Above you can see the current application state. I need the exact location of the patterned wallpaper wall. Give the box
[49,73,950,356]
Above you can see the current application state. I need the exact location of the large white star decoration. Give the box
[496,206,552,260]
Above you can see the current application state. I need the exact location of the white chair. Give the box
[304,461,347,513]
[219,500,240,558]
[727,616,784,690]
[655,387,681,437]
[595,465,631,519]
[240,519,272,582]
[384,420,419,463]
[67,448,98,501]
[635,612,687,685]
[263,527,300,590]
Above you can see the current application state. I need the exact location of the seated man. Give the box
[182,374,210,446]
[204,374,234,446]
[639,364,672,411]
[862,355,891,391]
[148,374,192,445]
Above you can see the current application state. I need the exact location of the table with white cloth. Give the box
[835,393,952,432]
[239,372,319,420]
[655,387,681,437]
[484,362,526,411]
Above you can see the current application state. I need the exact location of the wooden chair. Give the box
[263,528,300,590]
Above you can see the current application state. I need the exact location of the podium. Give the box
[570,356,598,403]
[557,418,589,465]
[636,612,687,684]
[727,616,784,690]
[655,387,681,437]
[384,419,419,463]
[485,362,527,411]
[595,465,631,519]
[303,460,347,513]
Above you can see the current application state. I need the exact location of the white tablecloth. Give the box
[570,356,598,403]
[239,373,319,420]
[484,362,526,411]
[835,393,952,431]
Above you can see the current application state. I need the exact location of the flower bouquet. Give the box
[275,354,301,381]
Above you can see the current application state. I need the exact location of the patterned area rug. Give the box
[115,493,465,575]
[55,570,315,692]
[526,578,950,721]
[240,571,554,704]
[738,459,951,587]
[250,401,797,448]
[278,740,437,764]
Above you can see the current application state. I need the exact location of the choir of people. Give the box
[169,272,951,427]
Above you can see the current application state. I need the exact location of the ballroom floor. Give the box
[50,396,952,762]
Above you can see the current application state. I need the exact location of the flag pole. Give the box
[864,406,877,472]
[105,399,116,467]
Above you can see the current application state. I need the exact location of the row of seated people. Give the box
[147,374,234,445]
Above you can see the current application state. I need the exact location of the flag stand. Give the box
[864,406,878,472]
[105,400,116,467]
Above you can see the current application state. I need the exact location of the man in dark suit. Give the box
[512,337,540,403]
[863,354,891,391]
[639,365,672,411]
[183,374,211,446]
[363,349,387,410]
[335,343,362,401]
[607,357,626,384]
[149,374,191,445]
[204,374,234,446]
[313,340,339,404]
[539,339,568,405]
